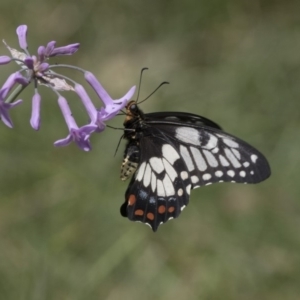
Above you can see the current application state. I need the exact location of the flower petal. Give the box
[84,72,136,120]
[54,135,73,147]
[1,73,17,98]
[49,43,80,57]
[14,72,30,85]
[16,25,28,50]
[74,84,97,122]
[37,46,46,62]
[0,56,11,65]
[0,105,13,128]
[84,72,113,106]
[30,92,41,130]
[54,124,97,151]
[0,100,23,128]
[57,96,77,130]
[99,85,136,121]
[45,41,56,57]
[38,62,49,73]
[24,57,34,69]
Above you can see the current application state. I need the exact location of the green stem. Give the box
[49,64,86,73]
[5,84,29,103]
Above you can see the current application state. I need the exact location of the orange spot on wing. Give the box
[134,209,144,216]
[147,212,154,220]
[168,206,175,213]
[158,205,166,214]
[128,194,136,206]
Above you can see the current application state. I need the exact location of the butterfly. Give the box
[119,100,271,232]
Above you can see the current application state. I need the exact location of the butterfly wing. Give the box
[121,114,270,231]
[121,130,193,231]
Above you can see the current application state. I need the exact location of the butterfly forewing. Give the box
[151,123,270,186]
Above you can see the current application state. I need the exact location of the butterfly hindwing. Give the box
[122,134,192,231]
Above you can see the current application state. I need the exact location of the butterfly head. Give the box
[124,100,144,124]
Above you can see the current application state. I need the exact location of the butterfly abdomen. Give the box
[121,142,140,181]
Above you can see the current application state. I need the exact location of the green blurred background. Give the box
[0,0,300,299]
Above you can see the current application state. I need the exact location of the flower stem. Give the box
[49,64,86,73]
[5,84,29,103]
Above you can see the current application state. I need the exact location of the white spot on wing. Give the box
[149,157,164,174]
[203,173,212,180]
[243,162,250,167]
[186,184,191,195]
[162,144,180,165]
[136,162,146,181]
[143,164,151,187]
[212,147,219,153]
[239,171,246,177]
[157,180,165,197]
[231,148,241,160]
[162,158,177,182]
[175,127,200,146]
[191,175,199,184]
[203,149,218,167]
[215,170,223,177]
[223,138,239,148]
[178,188,183,196]
[251,154,258,163]
[180,145,195,171]
[219,155,230,167]
[180,171,188,180]
[224,148,241,168]
[181,205,186,211]
[227,170,235,177]
[203,134,218,149]
[190,147,207,171]
[151,172,156,192]
[163,175,175,196]
[250,170,254,175]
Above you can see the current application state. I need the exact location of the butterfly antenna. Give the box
[137,81,169,105]
[136,67,149,102]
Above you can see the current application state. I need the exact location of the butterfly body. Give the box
[120,100,271,231]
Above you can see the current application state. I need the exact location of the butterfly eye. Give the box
[130,104,138,113]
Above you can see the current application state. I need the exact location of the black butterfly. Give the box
[120,101,271,232]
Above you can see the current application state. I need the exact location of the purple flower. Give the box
[54,96,97,151]
[84,72,136,122]
[4,26,78,92]
[0,24,137,151]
